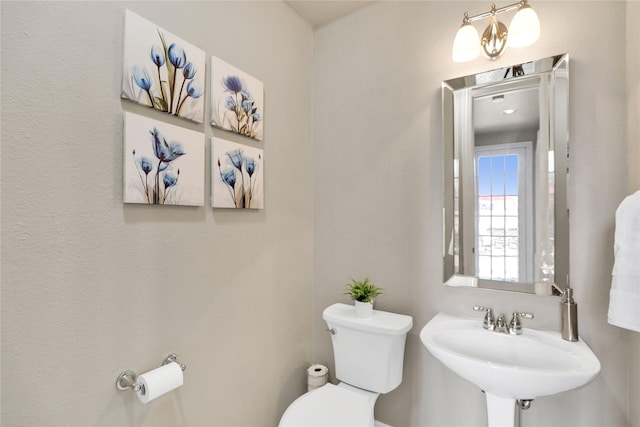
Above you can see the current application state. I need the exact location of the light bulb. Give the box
[452,22,481,62]
[508,4,540,48]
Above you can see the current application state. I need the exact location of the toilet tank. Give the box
[323,303,413,394]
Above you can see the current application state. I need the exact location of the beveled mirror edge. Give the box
[443,54,568,91]
[442,54,570,296]
[552,54,570,293]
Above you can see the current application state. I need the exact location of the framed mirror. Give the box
[443,54,569,295]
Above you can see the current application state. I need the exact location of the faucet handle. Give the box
[473,306,495,331]
[509,312,534,335]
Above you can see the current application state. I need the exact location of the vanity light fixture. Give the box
[452,1,540,63]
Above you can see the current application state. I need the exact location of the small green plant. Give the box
[344,277,383,303]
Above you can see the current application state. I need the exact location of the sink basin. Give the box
[420,312,600,426]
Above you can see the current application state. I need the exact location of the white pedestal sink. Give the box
[420,312,601,427]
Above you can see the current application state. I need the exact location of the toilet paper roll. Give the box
[307,364,328,391]
[136,362,183,404]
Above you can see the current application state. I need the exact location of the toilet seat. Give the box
[279,383,374,426]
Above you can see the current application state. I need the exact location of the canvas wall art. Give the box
[124,112,204,206]
[122,10,205,123]
[212,137,264,209]
[211,56,264,141]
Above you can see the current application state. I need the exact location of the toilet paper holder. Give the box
[116,353,187,392]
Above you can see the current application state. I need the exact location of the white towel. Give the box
[608,191,640,332]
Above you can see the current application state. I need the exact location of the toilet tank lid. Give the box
[323,303,413,335]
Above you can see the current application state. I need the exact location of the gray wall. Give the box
[2,1,639,427]
[313,1,639,426]
[1,1,313,426]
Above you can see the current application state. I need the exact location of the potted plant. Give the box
[345,277,383,318]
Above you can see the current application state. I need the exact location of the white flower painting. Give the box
[122,10,205,123]
[124,112,204,206]
[212,137,264,209]
[211,56,264,141]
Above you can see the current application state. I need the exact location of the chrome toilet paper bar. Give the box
[162,353,187,371]
[115,353,187,392]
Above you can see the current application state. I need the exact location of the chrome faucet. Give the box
[508,312,534,335]
[495,313,508,333]
[473,307,534,335]
[473,306,495,331]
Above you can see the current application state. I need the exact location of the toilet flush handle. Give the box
[326,328,336,335]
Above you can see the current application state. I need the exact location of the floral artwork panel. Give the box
[212,137,264,209]
[124,112,204,206]
[122,10,205,123]
[211,56,264,141]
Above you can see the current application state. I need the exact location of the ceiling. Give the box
[285,0,375,28]
[474,87,540,135]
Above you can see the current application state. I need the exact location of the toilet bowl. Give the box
[279,383,378,427]
[279,303,412,427]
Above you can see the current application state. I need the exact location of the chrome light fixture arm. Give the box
[464,1,526,24]
[452,0,540,62]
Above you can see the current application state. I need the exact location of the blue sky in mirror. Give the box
[477,154,519,196]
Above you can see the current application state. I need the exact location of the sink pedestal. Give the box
[485,393,516,427]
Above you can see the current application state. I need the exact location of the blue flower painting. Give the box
[122,10,205,123]
[124,112,204,206]
[211,56,264,141]
[212,137,264,209]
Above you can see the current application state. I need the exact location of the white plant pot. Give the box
[354,301,373,318]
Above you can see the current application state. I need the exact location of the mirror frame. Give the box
[442,54,569,295]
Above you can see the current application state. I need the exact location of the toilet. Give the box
[279,303,413,426]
